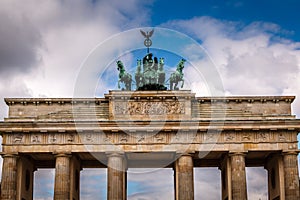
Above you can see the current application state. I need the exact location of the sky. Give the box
[1,0,300,199]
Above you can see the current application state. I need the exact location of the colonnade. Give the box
[1,151,299,200]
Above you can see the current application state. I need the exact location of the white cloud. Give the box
[163,16,300,116]
[194,168,221,200]
[0,0,152,102]
[80,169,107,200]
[34,169,55,199]
[127,168,174,199]
[247,167,268,200]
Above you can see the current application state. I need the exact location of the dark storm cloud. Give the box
[0,11,42,75]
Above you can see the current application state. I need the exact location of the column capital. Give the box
[106,152,125,157]
[229,151,247,157]
[176,151,194,157]
[282,150,299,156]
[53,152,72,158]
[1,152,18,158]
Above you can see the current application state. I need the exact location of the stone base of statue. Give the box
[137,84,167,91]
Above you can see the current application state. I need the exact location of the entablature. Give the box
[3,91,296,122]
[1,119,300,134]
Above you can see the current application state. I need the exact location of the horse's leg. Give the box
[118,79,121,89]
[174,82,178,90]
[181,79,184,88]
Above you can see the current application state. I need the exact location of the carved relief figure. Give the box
[137,134,145,143]
[67,134,74,143]
[49,134,57,143]
[242,133,251,141]
[32,135,41,143]
[103,135,111,143]
[205,133,217,141]
[225,133,235,141]
[85,133,93,142]
[257,132,267,141]
[155,134,164,142]
[120,135,128,142]
[279,133,286,141]
[14,134,23,143]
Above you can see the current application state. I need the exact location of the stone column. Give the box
[175,154,194,200]
[283,151,300,200]
[107,153,126,200]
[0,154,18,200]
[229,152,247,200]
[54,153,71,200]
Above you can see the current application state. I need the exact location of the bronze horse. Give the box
[117,60,132,90]
[170,59,185,90]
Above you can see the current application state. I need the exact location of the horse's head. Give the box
[137,59,141,67]
[158,58,164,71]
[180,58,186,64]
[177,58,186,71]
[159,58,164,65]
[116,60,124,71]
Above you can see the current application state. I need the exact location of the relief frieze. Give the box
[114,101,185,115]
[3,130,295,146]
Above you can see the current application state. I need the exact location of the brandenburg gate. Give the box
[0,90,299,199]
[0,29,300,200]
